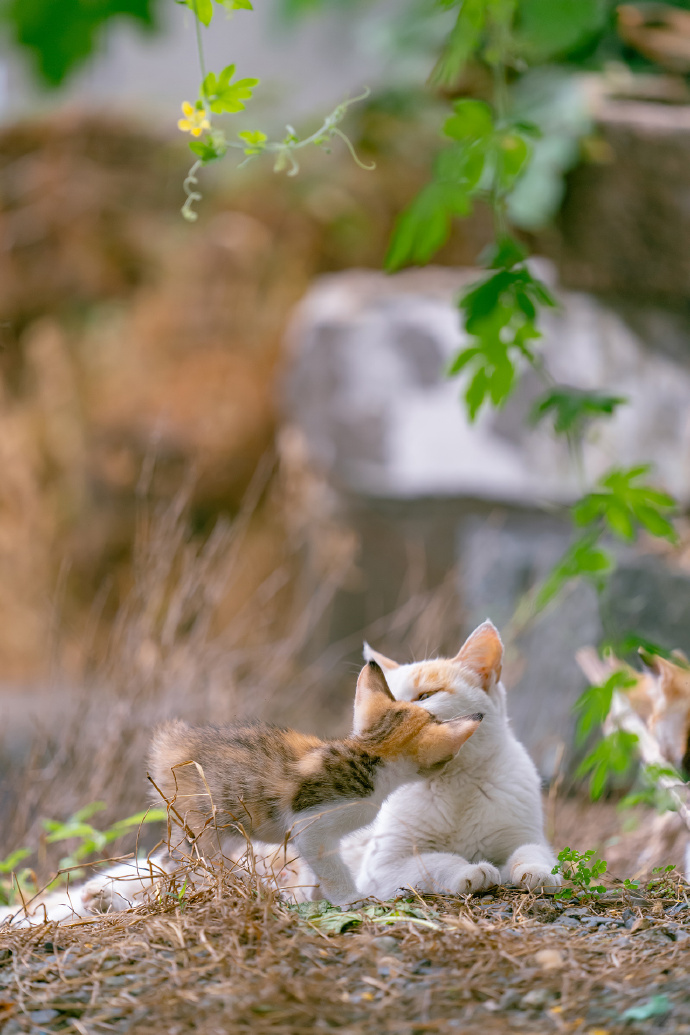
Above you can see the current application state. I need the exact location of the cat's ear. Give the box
[418,713,483,768]
[363,642,399,671]
[639,648,690,702]
[353,661,395,734]
[452,620,503,691]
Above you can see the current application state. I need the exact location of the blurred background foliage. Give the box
[5,0,690,87]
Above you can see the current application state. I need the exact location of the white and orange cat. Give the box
[0,661,482,923]
[341,620,561,898]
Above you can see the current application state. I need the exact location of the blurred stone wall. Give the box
[283,245,690,776]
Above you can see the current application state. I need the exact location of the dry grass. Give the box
[0,861,689,1035]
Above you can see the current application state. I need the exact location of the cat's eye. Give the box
[417,690,438,701]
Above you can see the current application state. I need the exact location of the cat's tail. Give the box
[148,719,213,848]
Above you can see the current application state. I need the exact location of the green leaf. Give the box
[386,185,456,271]
[238,129,268,154]
[434,145,485,193]
[431,0,488,87]
[466,367,489,422]
[497,133,531,187]
[604,501,635,542]
[189,139,222,162]
[73,801,107,823]
[536,533,613,610]
[530,388,626,435]
[631,503,678,543]
[621,995,671,1022]
[203,66,259,113]
[3,0,156,88]
[447,347,481,377]
[187,0,214,25]
[574,669,636,745]
[574,466,677,545]
[515,0,606,61]
[443,99,494,143]
[576,730,638,800]
[488,356,515,406]
[0,848,32,874]
[484,236,528,270]
[220,0,253,9]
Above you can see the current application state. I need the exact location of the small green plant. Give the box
[0,848,37,907]
[43,802,167,873]
[551,846,608,901]
[0,803,167,907]
[619,764,682,814]
[177,877,188,912]
[646,864,681,899]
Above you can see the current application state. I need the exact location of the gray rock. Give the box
[285,266,690,505]
[520,988,552,1010]
[27,1011,59,1024]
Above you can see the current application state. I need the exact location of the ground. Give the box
[0,872,688,1035]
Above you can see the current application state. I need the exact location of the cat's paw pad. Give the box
[451,862,501,895]
[81,879,134,914]
[511,864,561,894]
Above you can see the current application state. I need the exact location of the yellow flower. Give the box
[177,102,210,138]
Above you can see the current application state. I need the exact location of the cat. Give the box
[149,659,483,908]
[577,645,690,774]
[336,620,561,899]
[576,644,690,879]
[0,660,482,923]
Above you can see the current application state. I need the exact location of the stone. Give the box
[520,987,552,1009]
[284,265,690,773]
[27,1010,59,1024]
[285,265,690,505]
[534,949,564,971]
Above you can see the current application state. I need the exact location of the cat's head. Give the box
[352,659,483,774]
[362,619,506,736]
[639,647,690,773]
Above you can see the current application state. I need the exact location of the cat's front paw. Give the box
[81,878,134,914]
[447,862,501,896]
[510,862,561,894]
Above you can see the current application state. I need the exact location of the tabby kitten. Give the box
[150,660,482,905]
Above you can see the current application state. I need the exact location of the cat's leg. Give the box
[291,802,375,906]
[228,841,321,903]
[292,830,359,906]
[358,839,500,899]
[502,842,561,893]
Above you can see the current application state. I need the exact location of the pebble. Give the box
[554,916,580,928]
[666,902,689,917]
[520,987,551,1010]
[372,935,399,953]
[535,949,564,971]
[27,1010,59,1024]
